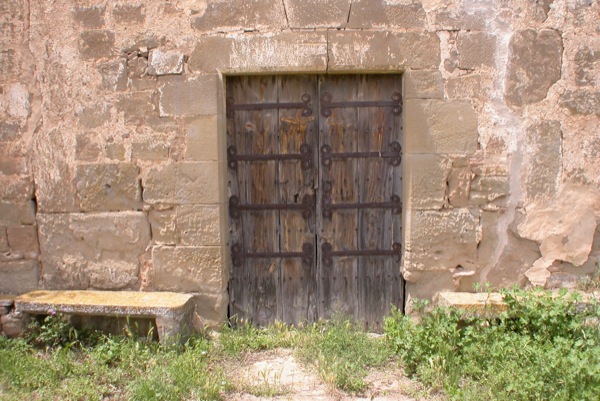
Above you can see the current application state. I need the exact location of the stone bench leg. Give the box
[155,306,193,345]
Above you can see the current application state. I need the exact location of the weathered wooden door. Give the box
[227,75,403,330]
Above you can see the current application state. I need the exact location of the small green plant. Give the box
[296,315,392,393]
[385,287,600,401]
[217,319,298,356]
[27,309,81,349]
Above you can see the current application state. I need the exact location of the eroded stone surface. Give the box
[75,163,142,212]
[37,212,150,289]
[152,246,224,293]
[142,162,220,204]
[0,260,39,295]
[284,0,351,28]
[405,209,480,271]
[405,99,479,155]
[505,29,562,108]
[518,184,600,285]
[148,49,184,76]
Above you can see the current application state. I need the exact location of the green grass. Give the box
[385,287,600,401]
[296,315,393,392]
[3,288,598,400]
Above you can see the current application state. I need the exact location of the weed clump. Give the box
[385,287,600,401]
[296,315,392,393]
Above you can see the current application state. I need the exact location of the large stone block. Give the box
[574,46,600,87]
[159,75,217,117]
[0,50,19,83]
[328,31,440,71]
[0,121,19,142]
[193,289,228,329]
[76,134,102,162]
[0,200,35,226]
[559,90,600,116]
[79,30,115,60]
[76,103,111,129]
[525,121,561,199]
[75,163,142,212]
[188,32,328,73]
[457,32,496,69]
[148,49,184,76]
[73,5,105,28]
[469,175,509,209]
[149,208,177,245]
[347,0,426,29]
[112,4,145,24]
[432,6,487,31]
[504,29,562,108]
[185,116,218,161]
[142,162,220,204]
[404,70,444,99]
[131,140,170,161]
[152,246,224,293]
[177,205,221,246]
[0,260,38,294]
[0,228,7,252]
[404,154,450,210]
[448,166,474,208]
[6,225,39,257]
[404,99,479,155]
[37,212,150,289]
[404,209,480,271]
[191,0,286,32]
[5,83,31,120]
[0,175,34,200]
[284,0,351,28]
[116,92,157,124]
[97,59,127,92]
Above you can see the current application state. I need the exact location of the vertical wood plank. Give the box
[318,75,359,321]
[278,75,318,325]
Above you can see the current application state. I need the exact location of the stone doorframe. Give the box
[185,30,480,313]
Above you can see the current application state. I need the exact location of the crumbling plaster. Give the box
[0,0,598,322]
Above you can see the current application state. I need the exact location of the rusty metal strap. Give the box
[227,93,313,117]
[229,195,313,219]
[322,195,401,218]
[321,242,402,266]
[227,144,313,170]
[321,141,401,167]
[231,242,313,267]
[320,92,402,117]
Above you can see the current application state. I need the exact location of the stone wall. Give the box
[0,0,598,321]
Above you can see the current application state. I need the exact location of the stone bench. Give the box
[434,291,508,316]
[14,290,195,344]
[434,290,600,317]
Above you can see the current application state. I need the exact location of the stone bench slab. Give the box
[14,290,195,344]
[434,292,507,315]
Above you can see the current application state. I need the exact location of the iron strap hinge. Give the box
[231,242,313,267]
[320,92,402,117]
[227,144,313,170]
[321,141,401,167]
[321,242,402,266]
[229,195,314,219]
[226,93,313,117]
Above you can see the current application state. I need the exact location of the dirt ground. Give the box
[222,349,444,401]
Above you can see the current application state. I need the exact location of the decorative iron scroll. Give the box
[320,141,401,168]
[231,242,314,267]
[321,181,402,219]
[227,144,313,170]
[229,195,314,219]
[320,91,402,117]
[227,93,312,117]
[321,242,402,267]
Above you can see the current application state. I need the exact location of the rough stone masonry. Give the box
[0,0,598,326]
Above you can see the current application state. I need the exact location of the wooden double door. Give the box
[227,75,403,330]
